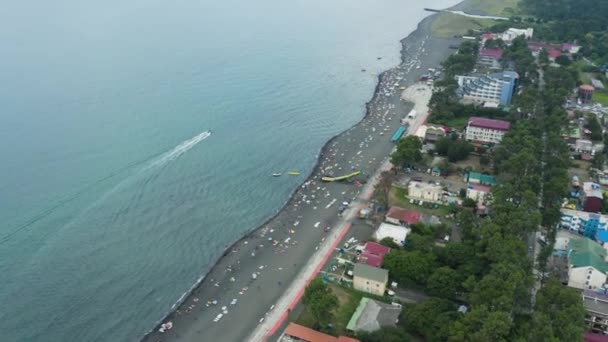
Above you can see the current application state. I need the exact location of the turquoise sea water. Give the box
[0,0,458,340]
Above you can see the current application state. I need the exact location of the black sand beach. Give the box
[143,6,463,342]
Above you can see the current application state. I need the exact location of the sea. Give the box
[0,0,459,341]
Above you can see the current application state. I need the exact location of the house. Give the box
[280,322,360,342]
[465,171,498,186]
[579,85,595,104]
[385,207,422,226]
[501,28,534,43]
[582,290,608,335]
[576,139,595,154]
[464,117,511,145]
[456,71,519,107]
[346,297,401,333]
[353,263,389,296]
[562,43,581,54]
[408,181,443,202]
[374,223,411,247]
[567,238,608,290]
[358,241,392,268]
[583,182,603,213]
[425,125,447,143]
[466,184,491,204]
[431,166,442,177]
[478,48,503,69]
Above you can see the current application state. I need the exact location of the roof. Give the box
[585,332,608,342]
[583,290,608,316]
[569,238,608,273]
[353,263,389,283]
[592,79,605,89]
[374,224,411,247]
[580,85,595,91]
[358,252,384,268]
[479,48,503,59]
[468,185,491,193]
[346,298,401,332]
[482,33,497,39]
[467,172,498,186]
[547,49,562,59]
[359,242,391,268]
[386,207,422,225]
[337,337,360,342]
[364,241,391,256]
[468,117,511,131]
[283,323,338,342]
[583,182,603,199]
[597,230,608,243]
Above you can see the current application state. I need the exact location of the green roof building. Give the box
[465,171,497,186]
[568,237,608,290]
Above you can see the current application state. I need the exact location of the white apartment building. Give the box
[464,117,511,145]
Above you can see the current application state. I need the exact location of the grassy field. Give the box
[431,13,499,38]
[465,0,521,16]
[295,284,387,336]
[593,92,608,106]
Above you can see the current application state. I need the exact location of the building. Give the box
[464,171,498,186]
[358,241,392,268]
[584,182,604,213]
[478,48,503,69]
[562,43,581,54]
[385,207,422,226]
[466,184,491,204]
[592,79,605,90]
[576,139,595,154]
[346,297,401,333]
[408,181,443,202]
[579,85,595,104]
[353,263,389,296]
[583,290,608,335]
[501,27,534,43]
[374,223,411,247]
[560,209,608,237]
[568,238,608,290]
[585,332,608,342]
[456,71,519,107]
[280,322,360,342]
[465,117,511,145]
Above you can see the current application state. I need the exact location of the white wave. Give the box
[145,130,211,171]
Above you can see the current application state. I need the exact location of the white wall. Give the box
[568,266,607,290]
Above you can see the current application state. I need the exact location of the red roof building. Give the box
[385,207,421,226]
[282,323,360,342]
[585,332,608,342]
[467,117,511,131]
[358,242,391,268]
[479,48,503,59]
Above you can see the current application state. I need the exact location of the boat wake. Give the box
[0,130,212,245]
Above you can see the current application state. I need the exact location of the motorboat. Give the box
[287,172,300,176]
[272,173,282,177]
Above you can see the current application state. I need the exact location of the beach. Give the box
[143,9,462,342]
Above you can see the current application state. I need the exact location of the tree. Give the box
[379,237,400,249]
[555,55,572,66]
[358,326,410,342]
[462,198,477,207]
[401,298,456,341]
[538,48,549,66]
[586,115,603,141]
[531,279,586,341]
[383,250,436,285]
[302,278,338,328]
[403,233,434,252]
[427,266,461,299]
[391,136,423,168]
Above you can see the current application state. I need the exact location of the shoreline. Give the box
[142,3,465,341]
